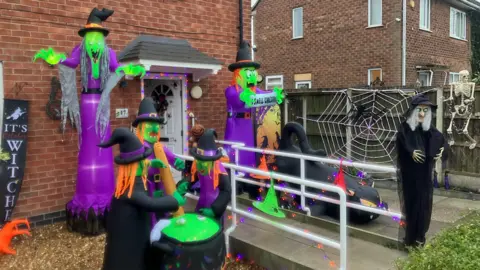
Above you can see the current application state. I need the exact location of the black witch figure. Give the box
[396,94,448,248]
[98,127,185,270]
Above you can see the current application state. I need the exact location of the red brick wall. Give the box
[254,0,403,89]
[254,0,471,89]
[0,0,250,219]
[406,0,471,86]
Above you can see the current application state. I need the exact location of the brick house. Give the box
[0,0,251,226]
[252,0,480,89]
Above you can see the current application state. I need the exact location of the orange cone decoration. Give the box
[333,160,347,192]
[251,155,270,180]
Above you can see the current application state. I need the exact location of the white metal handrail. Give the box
[176,153,348,270]
[230,145,402,219]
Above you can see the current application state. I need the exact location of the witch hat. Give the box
[78,8,114,37]
[132,97,165,127]
[189,129,223,161]
[403,93,437,117]
[98,127,152,164]
[228,40,260,72]
[253,178,286,218]
[251,155,270,180]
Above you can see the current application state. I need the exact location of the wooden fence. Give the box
[281,86,480,179]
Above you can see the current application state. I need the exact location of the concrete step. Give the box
[226,204,406,270]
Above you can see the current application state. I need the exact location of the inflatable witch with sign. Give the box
[97,127,185,270]
[132,97,186,227]
[33,8,146,235]
[224,40,285,170]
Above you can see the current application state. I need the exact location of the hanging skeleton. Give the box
[445,70,477,149]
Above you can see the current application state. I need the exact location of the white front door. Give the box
[145,79,183,182]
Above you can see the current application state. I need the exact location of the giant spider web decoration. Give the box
[302,88,435,180]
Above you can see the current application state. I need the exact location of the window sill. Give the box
[450,36,467,42]
[419,28,432,33]
[292,36,303,40]
[366,24,383,29]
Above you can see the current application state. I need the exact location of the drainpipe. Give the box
[402,0,407,86]
[429,69,433,86]
[251,12,255,60]
[239,0,244,44]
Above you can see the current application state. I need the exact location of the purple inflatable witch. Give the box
[224,40,285,170]
[183,129,231,220]
[33,8,146,235]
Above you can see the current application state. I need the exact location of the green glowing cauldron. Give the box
[147,213,226,270]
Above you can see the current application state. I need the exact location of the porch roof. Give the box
[118,35,223,82]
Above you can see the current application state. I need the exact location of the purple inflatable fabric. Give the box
[62,46,119,234]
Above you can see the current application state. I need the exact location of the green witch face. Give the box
[196,160,214,176]
[84,31,105,79]
[141,122,160,144]
[236,67,258,90]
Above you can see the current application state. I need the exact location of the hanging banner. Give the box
[253,104,282,169]
[0,99,29,225]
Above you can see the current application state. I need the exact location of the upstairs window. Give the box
[449,72,460,84]
[368,68,382,85]
[368,0,382,27]
[265,75,283,90]
[419,0,431,30]
[450,8,466,40]
[292,7,303,39]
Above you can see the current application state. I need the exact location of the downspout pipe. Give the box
[402,0,407,86]
[239,0,244,44]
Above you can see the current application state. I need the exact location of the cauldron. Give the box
[148,213,226,270]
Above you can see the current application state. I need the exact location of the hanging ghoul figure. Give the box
[396,94,448,248]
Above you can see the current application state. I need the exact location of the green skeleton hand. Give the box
[174,158,185,171]
[239,89,256,107]
[115,63,146,78]
[273,86,285,104]
[176,180,190,196]
[33,48,67,66]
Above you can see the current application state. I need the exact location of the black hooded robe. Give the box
[102,176,180,270]
[396,121,447,246]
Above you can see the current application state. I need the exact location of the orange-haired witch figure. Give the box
[98,127,186,270]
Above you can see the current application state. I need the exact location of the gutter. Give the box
[458,0,480,11]
[402,0,407,86]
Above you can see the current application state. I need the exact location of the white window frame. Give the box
[419,0,431,31]
[449,72,460,85]
[450,7,467,40]
[292,7,304,39]
[418,71,432,86]
[265,75,284,90]
[368,68,382,85]
[368,0,382,27]
[295,81,311,89]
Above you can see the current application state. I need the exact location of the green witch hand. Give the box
[176,180,190,196]
[173,191,186,206]
[115,63,146,78]
[273,86,285,104]
[150,159,167,169]
[153,190,164,198]
[199,208,216,218]
[174,158,185,171]
[33,48,66,66]
[239,89,256,107]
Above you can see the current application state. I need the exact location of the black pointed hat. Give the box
[98,127,152,164]
[228,40,261,72]
[78,8,114,37]
[403,93,437,117]
[189,129,223,161]
[132,97,165,127]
